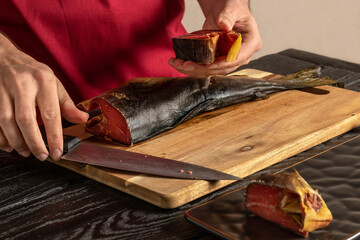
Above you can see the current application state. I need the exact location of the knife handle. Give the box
[42,127,81,153]
[63,136,81,153]
[40,108,101,154]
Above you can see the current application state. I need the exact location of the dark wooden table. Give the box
[1,49,360,240]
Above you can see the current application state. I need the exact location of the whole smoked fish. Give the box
[245,170,333,237]
[80,68,340,145]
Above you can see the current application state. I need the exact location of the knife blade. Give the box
[60,135,242,181]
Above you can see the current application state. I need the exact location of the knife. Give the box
[42,109,242,181]
[59,135,241,180]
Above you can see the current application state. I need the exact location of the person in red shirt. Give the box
[0,0,261,161]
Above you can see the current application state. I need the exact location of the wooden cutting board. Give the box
[52,69,360,209]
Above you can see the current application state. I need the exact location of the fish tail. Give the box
[278,67,344,89]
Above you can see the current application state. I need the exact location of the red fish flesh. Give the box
[245,170,333,237]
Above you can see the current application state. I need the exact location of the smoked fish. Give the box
[245,170,333,237]
[80,67,341,145]
[172,30,242,64]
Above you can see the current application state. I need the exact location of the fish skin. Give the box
[172,35,218,64]
[83,68,341,145]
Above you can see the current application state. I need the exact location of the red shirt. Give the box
[0,0,187,103]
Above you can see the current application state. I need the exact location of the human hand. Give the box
[169,0,262,76]
[0,36,88,161]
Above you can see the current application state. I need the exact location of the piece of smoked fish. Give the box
[172,30,241,64]
[245,170,333,237]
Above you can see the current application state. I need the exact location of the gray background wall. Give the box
[182,0,360,64]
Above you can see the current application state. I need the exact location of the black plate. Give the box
[186,135,360,240]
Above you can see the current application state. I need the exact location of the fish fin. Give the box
[254,91,270,100]
[281,67,322,80]
[174,99,215,127]
[278,67,343,89]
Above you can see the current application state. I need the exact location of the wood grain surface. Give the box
[51,68,360,209]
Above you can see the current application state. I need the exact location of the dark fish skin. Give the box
[83,67,341,145]
[172,36,218,64]
[172,30,241,64]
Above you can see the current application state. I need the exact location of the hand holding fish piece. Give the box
[169,0,262,76]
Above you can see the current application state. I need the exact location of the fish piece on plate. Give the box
[245,170,333,237]
[78,67,341,145]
